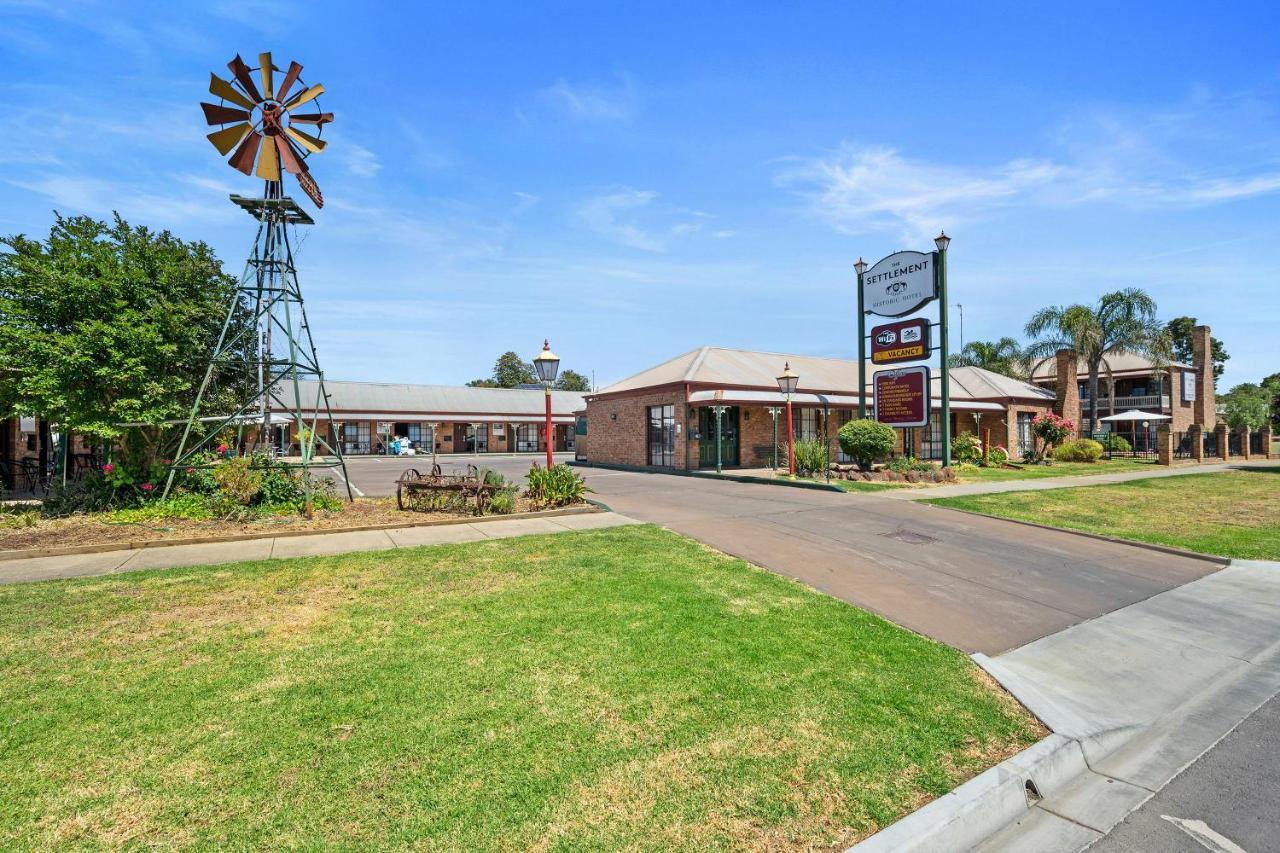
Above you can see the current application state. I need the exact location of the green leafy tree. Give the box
[837,419,896,470]
[1220,383,1272,430]
[0,213,254,451]
[1024,288,1160,433]
[1261,373,1280,428]
[1164,316,1229,385]
[468,351,536,388]
[554,369,591,392]
[949,337,1026,378]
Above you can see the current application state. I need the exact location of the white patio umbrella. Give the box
[1098,409,1171,422]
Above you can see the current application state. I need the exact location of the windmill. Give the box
[163,52,351,509]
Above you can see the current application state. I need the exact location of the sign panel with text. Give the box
[862,250,937,317]
[871,318,931,365]
[874,366,931,428]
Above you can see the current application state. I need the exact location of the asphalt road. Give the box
[1091,692,1280,852]
[342,459,1222,654]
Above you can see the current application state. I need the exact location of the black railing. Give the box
[1228,431,1243,457]
[1172,432,1194,459]
[1202,431,1220,458]
[1250,432,1266,455]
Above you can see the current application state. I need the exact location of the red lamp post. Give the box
[777,362,799,476]
[533,339,561,469]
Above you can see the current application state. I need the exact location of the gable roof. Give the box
[596,346,1053,402]
[277,380,586,419]
[1029,351,1191,381]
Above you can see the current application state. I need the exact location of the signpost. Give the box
[856,235,953,464]
[874,366,931,428]
[871,318,930,365]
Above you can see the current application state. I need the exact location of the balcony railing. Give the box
[1079,395,1170,412]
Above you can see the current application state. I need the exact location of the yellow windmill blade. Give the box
[284,126,327,153]
[258,51,274,100]
[284,83,324,110]
[256,138,281,181]
[207,122,252,156]
[208,73,257,111]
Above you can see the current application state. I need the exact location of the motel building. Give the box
[268,380,586,456]
[575,347,1061,470]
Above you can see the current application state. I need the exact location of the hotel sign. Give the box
[871,318,930,365]
[874,366,930,428]
[862,251,937,317]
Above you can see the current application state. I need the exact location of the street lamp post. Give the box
[777,362,799,476]
[854,257,869,420]
[766,407,781,470]
[533,339,560,470]
[934,231,952,468]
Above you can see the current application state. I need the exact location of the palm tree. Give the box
[1024,288,1160,434]
[949,337,1027,379]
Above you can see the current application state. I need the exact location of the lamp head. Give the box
[854,257,868,275]
[776,361,800,396]
[934,231,951,252]
[533,339,560,385]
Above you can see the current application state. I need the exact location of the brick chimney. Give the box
[1191,324,1217,426]
[1053,348,1080,431]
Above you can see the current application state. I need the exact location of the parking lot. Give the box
[336,452,577,497]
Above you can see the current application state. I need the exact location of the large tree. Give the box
[1163,316,1229,385]
[554,369,591,392]
[948,337,1026,378]
[0,213,254,446]
[1220,383,1272,430]
[1024,288,1161,434]
[467,352,591,390]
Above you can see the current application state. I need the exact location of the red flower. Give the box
[186,467,195,474]
[217,443,228,453]
[141,483,154,492]
[102,463,114,473]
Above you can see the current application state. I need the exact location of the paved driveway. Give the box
[337,453,575,497]
[341,461,1222,654]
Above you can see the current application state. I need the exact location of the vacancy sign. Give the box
[862,251,937,317]
[871,318,930,365]
[874,366,931,427]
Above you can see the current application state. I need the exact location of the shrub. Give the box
[487,487,517,515]
[1100,433,1131,453]
[212,457,263,506]
[986,445,1009,466]
[525,463,589,508]
[951,433,983,464]
[952,462,981,475]
[886,455,935,474]
[42,472,122,516]
[1030,412,1076,460]
[107,493,215,523]
[791,439,830,477]
[1053,438,1104,463]
[838,419,897,470]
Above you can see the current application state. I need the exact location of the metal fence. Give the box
[1228,431,1243,457]
[1172,431,1194,460]
[1202,431,1220,458]
[1250,431,1266,455]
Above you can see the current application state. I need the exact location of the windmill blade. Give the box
[276,60,303,104]
[274,135,307,175]
[207,122,252,155]
[227,54,263,104]
[258,51,274,100]
[297,171,324,208]
[201,102,251,126]
[209,73,257,111]
[288,112,334,126]
[228,129,263,175]
[284,126,327,153]
[284,83,324,110]
[256,137,281,181]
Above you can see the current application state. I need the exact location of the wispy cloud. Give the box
[538,75,638,121]
[341,142,382,178]
[575,188,708,252]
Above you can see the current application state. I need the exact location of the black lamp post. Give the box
[777,362,799,476]
[533,340,560,469]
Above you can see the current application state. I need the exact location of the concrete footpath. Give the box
[0,512,640,584]
[881,458,1279,500]
[853,559,1280,852]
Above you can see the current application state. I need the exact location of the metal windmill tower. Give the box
[164,52,351,508]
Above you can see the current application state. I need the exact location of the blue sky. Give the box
[2,1,1278,390]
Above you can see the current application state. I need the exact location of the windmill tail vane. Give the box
[200,52,332,208]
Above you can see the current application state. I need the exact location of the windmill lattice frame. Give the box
[162,53,351,509]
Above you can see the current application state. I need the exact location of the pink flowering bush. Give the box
[1028,412,1076,462]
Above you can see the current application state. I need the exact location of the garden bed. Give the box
[0,496,590,556]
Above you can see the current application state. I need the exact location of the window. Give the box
[516,423,540,452]
[921,413,943,460]
[341,422,370,454]
[464,424,488,453]
[492,423,505,436]
[1016,412,1035,458]
[834,409,854,462]
[647,405,676,467]
[798,408,820,442]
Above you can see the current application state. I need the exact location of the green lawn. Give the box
[928,470,1280,560]
[0,525,1041,850]
[955,458,1160,483]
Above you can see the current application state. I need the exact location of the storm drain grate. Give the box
[879,530,938,545]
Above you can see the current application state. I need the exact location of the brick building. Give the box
[576,347,1057,470]
[267,380,586,456]
[0,416,41,491]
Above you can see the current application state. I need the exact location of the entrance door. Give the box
[698,407,740,467]
[464,424,488,453]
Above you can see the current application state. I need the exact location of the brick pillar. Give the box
[1265,426,1275,459]
[1053,349,1080,433]
[1214,423,1229,461]
[1156,424,1173,466]
[1192,325,1216,427]
[1188,424,1203,462]
[1236,427,1251,460]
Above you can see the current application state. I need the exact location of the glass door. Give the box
[698,407,739,467]
[647,405,676,467]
